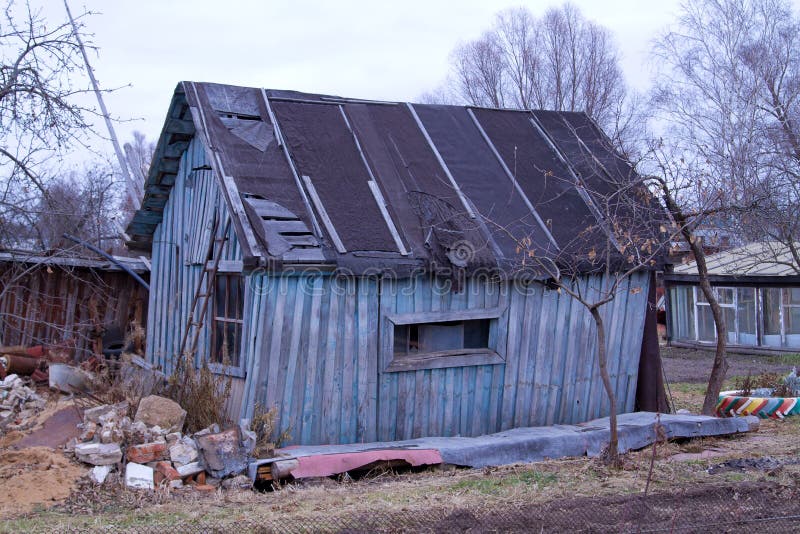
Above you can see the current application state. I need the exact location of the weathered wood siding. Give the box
[0,263,147,359]
[241,271,650,445]
[146,136,243,383]
[240,275,380,444]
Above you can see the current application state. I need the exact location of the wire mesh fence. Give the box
[30,480,800,533]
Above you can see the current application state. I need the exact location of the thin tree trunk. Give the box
[690,241,728,415]
[660,187,728,415]
[590,306,620,467]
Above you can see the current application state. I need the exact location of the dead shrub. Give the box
[88,356,167,419]
[733,372,755,396]
[251,403,291,457]
[166,353,233,434]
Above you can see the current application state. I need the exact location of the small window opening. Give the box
[211,274,244,367]
[393,319,491,357]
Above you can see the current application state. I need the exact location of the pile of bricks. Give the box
[0,373,46,431]
[71,394,256,492]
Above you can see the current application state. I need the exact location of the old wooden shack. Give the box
[127,82,663,445]
[0,251,149,359]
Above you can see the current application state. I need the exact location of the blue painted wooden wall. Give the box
[237,271,650,445]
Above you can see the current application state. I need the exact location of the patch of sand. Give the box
[0,446,86,518]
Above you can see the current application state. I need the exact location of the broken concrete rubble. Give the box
[125,462,154,490]
[84,402,128,424]
[176,461,204,477]
[0,373,46,430]
[68,395,257,494]
[195,427,250,478]
[169,436,199,466]
[74,442,123,466]
[134,395,186,433]
[89,465,114,484]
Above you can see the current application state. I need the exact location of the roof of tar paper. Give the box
[126,82,648,277]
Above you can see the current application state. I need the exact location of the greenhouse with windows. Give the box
[665,242,800,351]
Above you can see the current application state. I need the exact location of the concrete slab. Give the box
[249,412,758,480]
[12,406,81,449]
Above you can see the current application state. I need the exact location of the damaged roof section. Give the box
[128,82,646,276]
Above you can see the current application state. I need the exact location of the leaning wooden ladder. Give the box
[176,215,232,372]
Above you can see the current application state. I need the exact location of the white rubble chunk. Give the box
[125,462,154,490]
[175,461,204,477]
[169,436,199,466]
[74,442,122,466]
[90,465,114,484]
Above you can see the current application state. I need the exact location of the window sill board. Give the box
[385,349,504,373]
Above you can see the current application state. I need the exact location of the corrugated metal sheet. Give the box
[673,241,800,277]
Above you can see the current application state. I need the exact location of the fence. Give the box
[22,480,800,533]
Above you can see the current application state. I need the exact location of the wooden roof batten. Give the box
[127,86,195,250]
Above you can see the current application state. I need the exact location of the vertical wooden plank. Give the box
[280,276,306,434]
[355,278,372,442]
[322,277,342,444]
[265,276,288,410]
[300,275,324,443]
[340,281,357,442]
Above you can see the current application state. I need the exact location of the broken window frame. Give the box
[383,307,506,372]
[209,266,246,377]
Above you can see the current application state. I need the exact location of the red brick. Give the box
[196,471,206,485]
[154,461,181,481]
[127,442,167,464]
[194,484,215,492]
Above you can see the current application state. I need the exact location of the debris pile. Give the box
[0,373,46,432]
[70,394,257,492]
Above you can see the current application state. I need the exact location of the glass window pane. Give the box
[696,288,709,304]
[736,287,756,337]
[463,319,490,349]
[717,287,734,305]
[669,286,695,341]
[784,306,800,335]
[788,288,800,305]
[394,325,410,356]
[697,305,716,342]
[763,288,782,335]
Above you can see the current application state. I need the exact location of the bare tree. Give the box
[648,0,800,412]
[123,130,155,200]
[0,0,97,248]
[442,4,630,138]
[33,165,121,250]
[495,125,669,467]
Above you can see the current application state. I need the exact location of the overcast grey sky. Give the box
[51,0,796,155]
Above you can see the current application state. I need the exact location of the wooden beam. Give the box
[302,175,347,254]
[467,108,560,251]
[385,306,507,325]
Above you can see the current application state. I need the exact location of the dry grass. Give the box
[5,381,800,531]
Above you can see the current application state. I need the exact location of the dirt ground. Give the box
[0,396,86,517]
[4,357,800,531]
[4,411,800,531]
[660,344,800,384]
